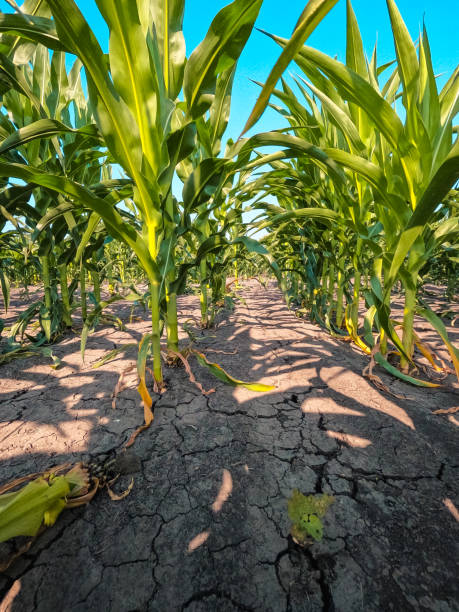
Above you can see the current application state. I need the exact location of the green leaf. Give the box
[209,65,236,155]
[0,184,36,220]
[95,0,163,178]
[46,0,160,234]
[182,158,227,212]
[345,0,366,78]
[33,200,78,236]
[418,25,440,142]
[293,43,407,152]
[345,0,372,140]
[386,0,419,114]
[241,0,339,135]
[0,476,69,542]
[0,12,66,52]
[287,489,334,543]
[193,350,275,392]
[373,352,440,388]
[74,213,102,264]
[0,160,160,283]
[363,304,377,348]
[184,0,263,118]
[298,513,323,541]
[144,0,186,100]
[159,122,197,194]
[258,207,339,232]
[234,236,268,255]
[0,268,10,312]
[0,51,43,112]
[387,139,459,288]
[0,119,99,155]
[302,78,365,153]
[239,131,345,184]
[39,304,51,342]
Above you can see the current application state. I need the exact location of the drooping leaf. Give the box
[193,350,275,392]
[125,333,155,448]
[417,306,459,380]
[0,268,10,312]
[0,119,99,155]
[373,352,440,388]
[0,12,66,52]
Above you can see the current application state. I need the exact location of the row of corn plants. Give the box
[236,0,459,386]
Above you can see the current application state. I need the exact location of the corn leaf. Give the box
[184,0,263,118]
[95,0,163,178]
[373,352,440,388]
[194,350,275,392]
[144,0,186,100]
[0,477,70,542]
[0,12,65,51]
[0,119,99,155]
[386,139,459,288]
[0,160,160,283]
[241,0,339,135]
[417,307,459,380]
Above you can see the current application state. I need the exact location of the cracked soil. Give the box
[0,281,458,611]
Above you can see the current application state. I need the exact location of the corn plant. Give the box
[0,0,265,386]
[0,38,119,352]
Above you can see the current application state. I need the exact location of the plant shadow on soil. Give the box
[0,281,458,611]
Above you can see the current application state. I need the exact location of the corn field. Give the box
[0,0,458,608]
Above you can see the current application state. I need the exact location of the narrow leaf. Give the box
[241,0,339,135]
[193,350,275,392]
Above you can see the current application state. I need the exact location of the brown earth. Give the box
[0,281,458,611]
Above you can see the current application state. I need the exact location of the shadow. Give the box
[1,280,458,611]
